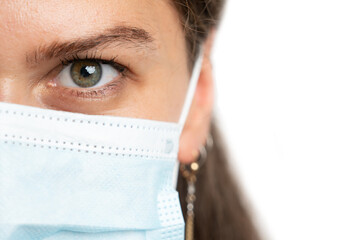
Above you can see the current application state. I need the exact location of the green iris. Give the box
[70,60,102,88]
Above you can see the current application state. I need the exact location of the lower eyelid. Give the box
[36,78,124,113]
[45,76,127,100]
[72,80,126,98]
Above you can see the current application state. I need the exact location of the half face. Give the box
[0,0,190,122]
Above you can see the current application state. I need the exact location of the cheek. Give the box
[132,69,190,123]
[164,75,190,122]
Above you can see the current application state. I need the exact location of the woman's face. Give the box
[0,0,214,164]
[0,0,189,122]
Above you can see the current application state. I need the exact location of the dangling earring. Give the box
[180,135,213,240]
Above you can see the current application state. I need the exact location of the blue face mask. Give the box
[0,56,203,240]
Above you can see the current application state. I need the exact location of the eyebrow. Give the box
[26,25,155,65]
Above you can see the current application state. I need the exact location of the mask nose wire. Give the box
[177,53,204,131]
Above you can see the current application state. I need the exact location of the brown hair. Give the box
[172,1,262,239]
[172,0,225,66]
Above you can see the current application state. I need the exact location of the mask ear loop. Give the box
[178,53,204,129]
[172,53,204,189]
[173,52,208,239]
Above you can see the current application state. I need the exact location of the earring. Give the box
[180,135,213,240]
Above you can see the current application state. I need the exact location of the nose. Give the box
[0,76,38,106]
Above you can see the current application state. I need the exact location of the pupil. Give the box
[80,66,96,78]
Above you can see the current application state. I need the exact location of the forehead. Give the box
[0,0,185,61]
[0,0,177,33]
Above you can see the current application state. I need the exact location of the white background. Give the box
[213,0,360,239]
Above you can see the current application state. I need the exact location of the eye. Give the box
[57,60,124,89]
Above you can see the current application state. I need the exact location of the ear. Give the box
[178,30,216,164]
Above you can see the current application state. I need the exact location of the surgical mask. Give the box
[0,55,203,240]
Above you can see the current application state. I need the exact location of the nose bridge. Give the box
[0,50,36,104]
[0,39,28,80]
[0,47,47,107]
[0,76,23,103]
[0,37,34,104]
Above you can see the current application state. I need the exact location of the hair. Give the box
[172,0,225,66]
[172,1,262,239]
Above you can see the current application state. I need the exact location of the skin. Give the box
[0,0,214,164]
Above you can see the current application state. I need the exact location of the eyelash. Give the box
[59,53,127,73]
[57,53,128,99]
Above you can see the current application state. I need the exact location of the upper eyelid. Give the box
[59,52,117,65]
[59,54,129,74]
